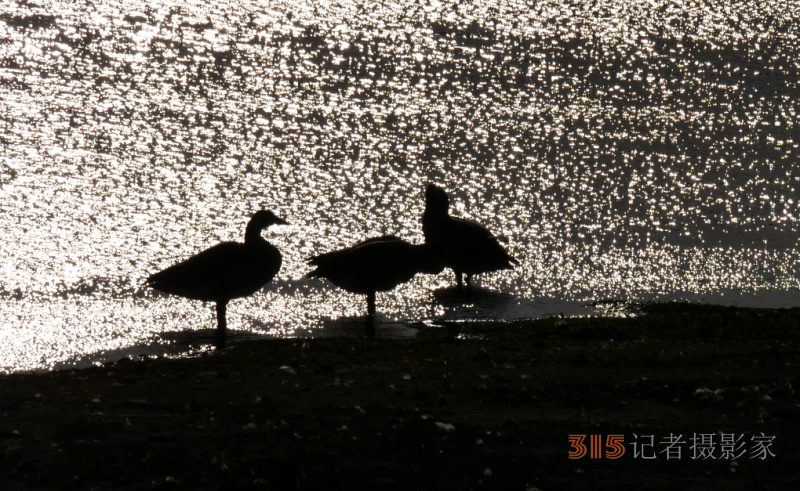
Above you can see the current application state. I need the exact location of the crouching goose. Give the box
[422,184,518,289]
[306,235,445,318]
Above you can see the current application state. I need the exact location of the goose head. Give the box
[249,210,289,229]
[245,210,288,242]
[425,184,450,216]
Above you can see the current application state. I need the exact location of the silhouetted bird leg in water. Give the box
[216,302,227,334]
[454,271,474,291]
[215,302,228,349]
[366,292,376,338]
[455,270,464,289]
[367,291,376,318]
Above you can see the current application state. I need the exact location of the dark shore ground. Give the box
[1,302,798,490]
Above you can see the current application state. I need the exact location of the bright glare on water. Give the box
[1,0,799,372]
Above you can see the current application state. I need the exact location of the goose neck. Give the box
[245,224,267,245]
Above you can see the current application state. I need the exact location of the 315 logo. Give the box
[569,435,625,459]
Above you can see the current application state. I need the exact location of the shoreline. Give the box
[1,302,798,489]
[6,287,800,375]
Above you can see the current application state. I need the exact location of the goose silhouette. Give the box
[305,235,446,318]
[422,184,518,289]
[147,210,287,336]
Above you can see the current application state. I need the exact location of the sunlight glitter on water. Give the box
[1,0,799,371]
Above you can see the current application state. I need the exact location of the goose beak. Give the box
[274,216,289,225]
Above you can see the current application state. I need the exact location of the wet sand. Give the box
[1,303,798,490]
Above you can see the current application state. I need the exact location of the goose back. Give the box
[147,210,284,303]
[307,236,445,294]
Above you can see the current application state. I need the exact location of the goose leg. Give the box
[367,292,376,317]
[455,270,463,289]
[216,301,228,335]
[215,301,228,349]
[465,274,472,289]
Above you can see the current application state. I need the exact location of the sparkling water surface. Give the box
[1,0,799,371]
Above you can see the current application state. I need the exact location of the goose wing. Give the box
[148,242,280,301]
[443,217,518,271]
[307,236,425,293]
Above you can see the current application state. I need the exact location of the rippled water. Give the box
[1,0,799,372]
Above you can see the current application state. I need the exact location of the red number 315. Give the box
[569,434,625,459]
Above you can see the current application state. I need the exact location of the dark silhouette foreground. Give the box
[1,303,794,490]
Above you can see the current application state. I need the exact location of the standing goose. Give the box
[422,184,518,289]
[147,210,288,336]
[305,236,446,318]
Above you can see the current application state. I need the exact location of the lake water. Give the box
[1,0,799,372]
